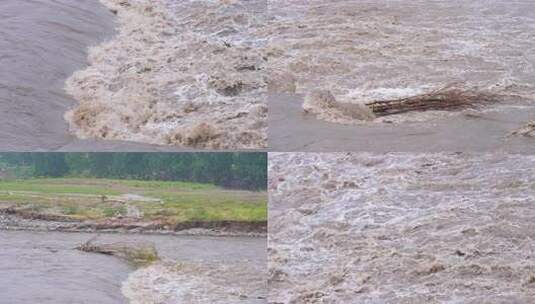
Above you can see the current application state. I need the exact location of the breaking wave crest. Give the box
[65,0,267,149]
[122,261,267,303]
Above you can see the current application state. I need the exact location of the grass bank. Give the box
[0,178,267,226]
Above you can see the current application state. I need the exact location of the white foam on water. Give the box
[344,87,429,103]
[122,261,266,303]
[269,153,535,303]
[65,0,267,149]
[267,0,535,124]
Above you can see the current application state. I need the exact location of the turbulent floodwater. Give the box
[4,0,535,151]
[0,0,152,151]
[0,231,266,304]
[267,0,535,151]
[66,0,267,150]
[0,0,267,151]
[269,153,535,303]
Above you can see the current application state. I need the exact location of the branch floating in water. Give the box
[77,238,159,267]
[366,85,499,117]
[303,84,501,123]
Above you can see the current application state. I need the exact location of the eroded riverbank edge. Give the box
[0,208,267,238]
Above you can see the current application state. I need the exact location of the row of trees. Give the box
[0,153,267,190]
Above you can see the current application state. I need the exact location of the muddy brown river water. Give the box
[0,0,211,151]
[267,0,535,152]
[0,230,266,303]
[269,93,535,152]
[269,153,535,303]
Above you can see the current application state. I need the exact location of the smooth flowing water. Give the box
[0,230,266,303]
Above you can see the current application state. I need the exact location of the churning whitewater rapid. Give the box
[269,153,535,303]
[0,0,188,151]
[267,0,535,151]
[267,0,535,122]
[65,0,268,150]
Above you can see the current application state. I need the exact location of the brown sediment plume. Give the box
[268,72,297,94]
[123,261,267,303]
[268,0,535,125]
[268,153,535,303]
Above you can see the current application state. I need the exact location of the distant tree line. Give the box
[0,153,267,191]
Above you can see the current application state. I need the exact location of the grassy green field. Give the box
[0,178,267,223]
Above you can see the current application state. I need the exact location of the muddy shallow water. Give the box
[0,230,266,303]
[267,0,535,151]
[268,153,535,303]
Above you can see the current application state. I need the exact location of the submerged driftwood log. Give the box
[366,85,498,117]
[77,236,159,267]
[509,121,535,137]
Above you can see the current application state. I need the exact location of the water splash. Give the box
[65,0,267,149]
[123,261,267,303]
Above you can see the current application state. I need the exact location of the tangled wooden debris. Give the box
[366,85,499,117]
[509,121,535,137]
[303,84,501,123]
[77,235,159,267]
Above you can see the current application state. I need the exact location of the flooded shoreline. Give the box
[0,230,266,303]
